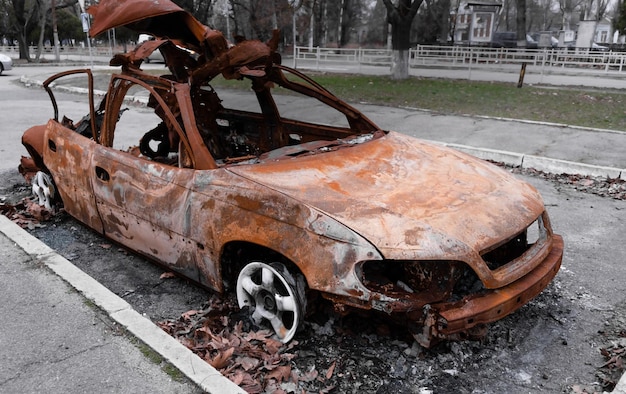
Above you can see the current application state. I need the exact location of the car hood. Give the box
[227,132,545,260]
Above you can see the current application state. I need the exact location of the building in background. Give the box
[452,1,502,45]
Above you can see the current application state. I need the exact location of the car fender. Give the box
[188,170,382,298]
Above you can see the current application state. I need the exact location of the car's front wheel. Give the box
[236,261,305,343]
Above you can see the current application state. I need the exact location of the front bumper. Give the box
[319,234,563,347]
[413,234,564,347]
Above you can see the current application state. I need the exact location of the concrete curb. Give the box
[444,142,625,180]
[0,215,245,394]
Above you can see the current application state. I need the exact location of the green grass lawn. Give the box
[321,75,626,130]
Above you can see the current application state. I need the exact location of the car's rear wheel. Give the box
[236,261,305,343]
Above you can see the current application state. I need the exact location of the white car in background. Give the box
[138,34,165,63]
[0,53,13,74]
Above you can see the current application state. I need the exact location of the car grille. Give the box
[481,215,545,271]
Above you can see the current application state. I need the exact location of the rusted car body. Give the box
[21,0,563,346]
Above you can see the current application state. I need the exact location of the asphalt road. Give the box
[0,65,82,170]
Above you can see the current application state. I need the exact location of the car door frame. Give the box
[90,73,210,282]
[41,69,104,233]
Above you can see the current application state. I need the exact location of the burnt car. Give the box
[20,0,563,347]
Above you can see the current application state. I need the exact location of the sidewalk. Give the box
[0,215,245,394]
[2,66,625,393]
[0,221,199,394]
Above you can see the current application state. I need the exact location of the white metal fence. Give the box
[5,44,626,74]
[0,45,118,60]
[294,45,626,74]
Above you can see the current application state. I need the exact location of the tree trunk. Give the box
[504,0,511,31]
[10,0,34,61]
[516,0,527,47]
[17,34,30,61]
[389,18,412,79]
[439,0,450,43]
[562,10,571,30]
[35,2,49,63]
[271,0,278,29]
[338,0,345,47]
[383,0,422,80]
[391,49,409,79]
[309,3,314,49]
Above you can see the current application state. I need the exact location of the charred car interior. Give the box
[20,0,563,347]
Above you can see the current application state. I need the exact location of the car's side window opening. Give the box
[138,91,181,163]
[270,87,354,144]
[198,72,368,165]
[272,86,351,129]
[201,83,268,163]
[45,73,93,136]
[103,79,184,167]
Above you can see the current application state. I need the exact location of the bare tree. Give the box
[228,0,293,41]
[365,0,389,47]
[211,0,232,37]
[382,0,422,79]
[500,0,513,31]
[173,0,216,24]
[614,0,626,36]
[415,0,451,44]
[526,0,558,32]
[438,0,450,43]
[3,0,42,60]
[558,0,585,30]
[286,0,306,59]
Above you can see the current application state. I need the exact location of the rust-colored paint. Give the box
[20,0,564,347]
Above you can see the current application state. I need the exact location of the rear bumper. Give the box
[415,234,563,346]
